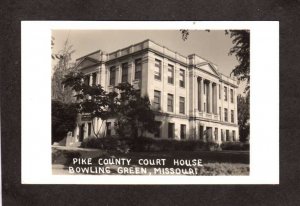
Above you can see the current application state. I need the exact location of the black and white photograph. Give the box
[51,29,250,176]
[21,21,278,185]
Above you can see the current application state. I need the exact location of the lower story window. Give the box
[168,123,175,139]
[232,130,236,141]
[154,121,161,138]
[221,129,224,141]
[106,122,111,136]
[180,124,186,140]
[88,122,92,136]
[226,130,229,141]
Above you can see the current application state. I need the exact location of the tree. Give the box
[228,30,250,96]
[114,83,158,138]
[51,38,76,103]
[63,73,158,139]
[63,72,118,138]
[180,29,250,95]
[52,100,78,143]
[237,94,250,142]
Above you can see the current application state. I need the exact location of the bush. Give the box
[81,136,133,153]
[81,136,221,152]
[221,142,249,151]
[52,100,78,144]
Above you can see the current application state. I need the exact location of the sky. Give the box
[52,30,246,94]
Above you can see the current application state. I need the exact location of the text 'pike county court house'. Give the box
[70,39,239,144]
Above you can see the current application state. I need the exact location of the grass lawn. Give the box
[52,147,249,176]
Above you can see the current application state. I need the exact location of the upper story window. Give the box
[179,69,185,88]
[224,86,228,101]
[109,66,116,86]
[154,59,161,80]
[224,108,228,122]
[231,110,234,123]
[167,64,174,84]
[179,96,185,114]
[230,89,234,103]
[167,93,174,112]
[134,58,142,80]
[153,90,161,110]
[122,62,128,83]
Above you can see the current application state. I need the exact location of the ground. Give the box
[52,146,249,176]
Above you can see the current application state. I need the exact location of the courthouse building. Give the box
[71,39,239,144]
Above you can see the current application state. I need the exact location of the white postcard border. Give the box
[21,21,279,184]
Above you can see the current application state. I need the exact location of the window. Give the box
[168,123,175,139]
[204,103,206,112]
[179,69,185,87]
[167,94,174,112]
[109,66,116,86]
[84,76,89,86]
[232,130,236,141]
[106,122,111,136]
[226,130,229,141]
[92,73,97,85]
[154,59,161,80]
[221,129,224,141]
[167,64,174,84]
[154,121,161,138]
[180,124,186,139]
[204,84,206,94]
[224,86,228,101]
[224,108,228,122]
[135,58,142,80]
[179,96,185,114]
[122,62,128,83]
[219,84,221,99]
[88,122,92,136]
[230,89,234,103]
[219,107,222,120]
[231,110,234,123]
[153,90,161,110]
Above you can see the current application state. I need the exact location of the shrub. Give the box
[81,137,134,153]
[221,141,249,151]
[81,136,223,152]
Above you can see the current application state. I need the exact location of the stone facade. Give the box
[71,39,239,143]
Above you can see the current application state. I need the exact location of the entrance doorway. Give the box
[79,124,85,142]
[199,125,204,140]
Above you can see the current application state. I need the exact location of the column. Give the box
[213,83,217,114]
[128,61,133,84]
[93,117,98,137]
[73,125,79,142]
[209,81,212,113]
[84,123,88,139]
[194,75,198,114]
[203,125,207,142]
[200,78,203,112]
[197,78,201,111]
[212,127,215,142]
[212,83,215,114]
[89,74,93,86]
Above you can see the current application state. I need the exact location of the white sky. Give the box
[52,30,247,94]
